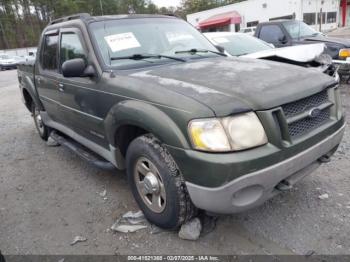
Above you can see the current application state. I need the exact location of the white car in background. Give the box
[0,54,17,70]
[205,32,339,80]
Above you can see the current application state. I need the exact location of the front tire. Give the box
[31,103,50,141]
[126,135,196,229]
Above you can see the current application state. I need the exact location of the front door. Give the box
[57,29,107,147]
[36,31,65,124]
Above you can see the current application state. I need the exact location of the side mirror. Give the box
[215,45,225,53]
[62,58,95,78]
[278,35,288,44]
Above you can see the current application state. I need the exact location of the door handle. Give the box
[37,77,41,84]
[58,83,65,92]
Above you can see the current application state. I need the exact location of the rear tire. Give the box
[31,103,50,141]
[126,134,196,229]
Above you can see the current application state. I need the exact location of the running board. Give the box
[50,131,116,171]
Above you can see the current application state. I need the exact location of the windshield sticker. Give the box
[213,37,229,44]
[166,32,194,42]
[104,32,141,52]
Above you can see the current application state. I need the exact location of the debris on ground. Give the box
[110,210,148,233]
[122,210,147,225]
[111,223,147,233]
[70,236,87,246]
[99,189,107,197]
[305,250,315,257]
[178,218,202,241]
[46,135,60,147]
[15,185,24,191]
[150,224,165,235]
[318,193,329,200]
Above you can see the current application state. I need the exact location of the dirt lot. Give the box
[0,69,349,255]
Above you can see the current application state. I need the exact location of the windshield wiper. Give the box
[175,48,227,57]
[110,53,186,62]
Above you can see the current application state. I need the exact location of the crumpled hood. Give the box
[1,58,16,64]
[242,43,326,63]
[129,57,336,116]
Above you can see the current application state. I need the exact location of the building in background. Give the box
[187,0,346,33]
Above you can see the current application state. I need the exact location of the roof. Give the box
[49,13,178,26]
[198,11,241,29]
[90,14,178,22]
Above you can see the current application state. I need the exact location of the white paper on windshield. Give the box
[213,37,229,44]
[104,32,141,52]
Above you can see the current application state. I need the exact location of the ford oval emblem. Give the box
[309,108,322,118]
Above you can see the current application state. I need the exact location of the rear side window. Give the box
[259,25,284,43]
[60,33,86,67]
[42,34,58,71]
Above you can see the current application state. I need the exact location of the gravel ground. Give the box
[0,69,349,255]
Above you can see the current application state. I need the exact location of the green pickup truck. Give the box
[17,13,345,229]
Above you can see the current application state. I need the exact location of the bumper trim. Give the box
[186,124,345,214]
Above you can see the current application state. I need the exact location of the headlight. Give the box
[188,112,268,152]
[188,119,230,152]
[222,112,268,151]
[339,48,350,59]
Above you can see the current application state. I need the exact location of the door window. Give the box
[41,34,58,71]
[60,33,86,67]
[259,25,285,43]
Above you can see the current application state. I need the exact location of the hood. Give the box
[1,58,16,63]
[128,57,336,116]
[242,43,326,63]
[303,34,350,47]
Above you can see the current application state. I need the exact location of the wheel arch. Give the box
[21,74,45,111]
[105,100,190,156]
[22,88,33,112]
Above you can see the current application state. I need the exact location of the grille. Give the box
[282,90,331,138]
[287,108,330,138]
[282,90,329,118]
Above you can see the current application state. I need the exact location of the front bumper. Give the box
[184,123,345,214]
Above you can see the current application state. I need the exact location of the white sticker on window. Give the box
[104,32,141,52]
[213,37,229,44]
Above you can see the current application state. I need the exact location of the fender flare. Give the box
[21,74,44,111]
[104,100,190,149]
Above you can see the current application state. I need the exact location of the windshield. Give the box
[283,21,319,39]
[89,18,219,69]
[210,34,272,56]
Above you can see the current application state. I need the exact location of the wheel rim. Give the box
[34,108,45,136]
[134,157,166,213]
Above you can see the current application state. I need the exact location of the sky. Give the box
[151,0,181,8]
